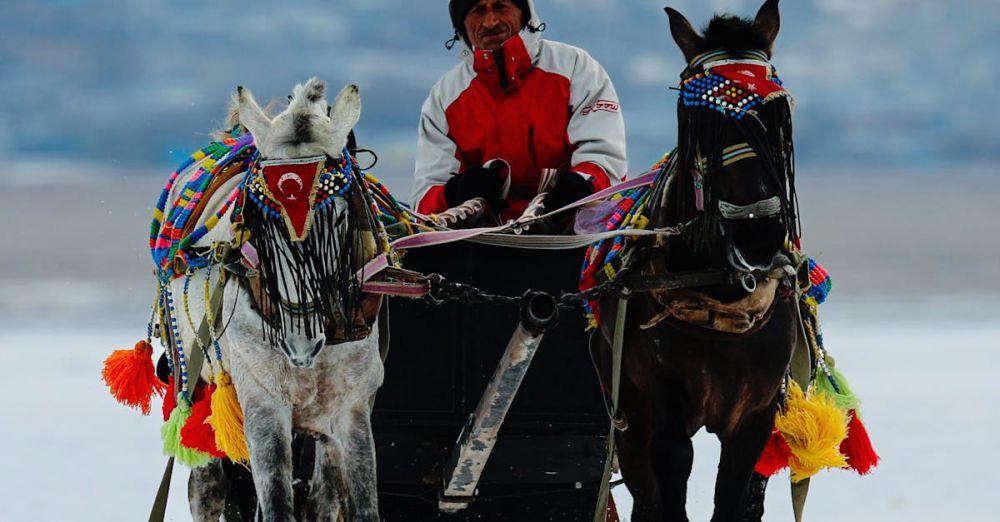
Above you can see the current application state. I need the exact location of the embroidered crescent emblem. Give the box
[277,172,305,200]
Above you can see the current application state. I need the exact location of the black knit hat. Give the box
[449,0,532,43]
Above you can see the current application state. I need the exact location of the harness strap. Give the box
[357,227,680,286]
[643,278,780,334]
[149,270,226,522]
[593,296,628,522]
[147,457,174,522]
[789,300,814,522]
[356,170,668,284]
[619,268,729,293]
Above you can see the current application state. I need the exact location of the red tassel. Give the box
[162,377,177,422]
[841,411,879,475]
[755,428,792,477]
[181,384,226,458]
[101,340,167,415]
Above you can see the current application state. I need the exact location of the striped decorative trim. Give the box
[688,49,770,71]
[722,143,758,166]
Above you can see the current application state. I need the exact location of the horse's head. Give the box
[656,0,798,300]
[235,79,373,368]
[237,78,360,161]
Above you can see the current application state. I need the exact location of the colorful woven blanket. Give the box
[150,134,256,281]
[578,154,673,328]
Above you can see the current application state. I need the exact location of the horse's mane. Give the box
[701,15,770,55]
[211,96,281,142]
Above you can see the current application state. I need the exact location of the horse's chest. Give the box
[287,346,382,420]
[657,336,787,437]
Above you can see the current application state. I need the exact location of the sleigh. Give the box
[374,241,612,521]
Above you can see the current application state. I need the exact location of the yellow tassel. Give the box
[207,371,250,463]
[776,380,848,482]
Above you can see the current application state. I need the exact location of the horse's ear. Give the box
[236,85,272,145]
[754,0,780,54]
[665,7,704,63]
[328,84,361,157]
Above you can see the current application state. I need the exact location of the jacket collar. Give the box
[458,25,542,69]
[470,32,536,83]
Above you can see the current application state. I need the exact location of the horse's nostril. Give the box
[310,339,325,359]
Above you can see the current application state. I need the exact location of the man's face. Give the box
[464,0,524,51]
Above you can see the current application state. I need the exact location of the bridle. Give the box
[233,150,385,346]
[649,47,799,264]
[618,48,801,332]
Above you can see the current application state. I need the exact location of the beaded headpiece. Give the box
[245,154,353,241]
[679,49,793,120]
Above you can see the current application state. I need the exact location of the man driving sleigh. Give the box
[411,0,627,227]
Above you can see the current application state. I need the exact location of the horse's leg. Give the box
[651,400,695,522]
[242,397,296,521]
[741,472,769,522]
[616,414,662,521]
[338,406,380,521]
[302,434,343,522]
[710,408,775,522]
[618,399,694,522]
[188,459,228,522]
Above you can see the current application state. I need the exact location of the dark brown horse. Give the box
[595,1,803,520]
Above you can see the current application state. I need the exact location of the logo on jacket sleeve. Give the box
[581,100,620,116]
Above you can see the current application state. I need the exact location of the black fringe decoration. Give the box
[662,95,799,251]
[241,188,364,347]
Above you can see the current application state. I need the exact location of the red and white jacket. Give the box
[412,10,627,220]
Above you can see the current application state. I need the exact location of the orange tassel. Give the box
[182,385,226,458]
[841,411,879,475]
[101,340,167,415]
[755,427,792,477]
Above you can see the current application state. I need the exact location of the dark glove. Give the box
[443,161,508,208]
[544,171,594,212]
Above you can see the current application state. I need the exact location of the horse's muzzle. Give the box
[280,333,327,368]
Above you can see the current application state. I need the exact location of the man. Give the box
[412,0,627,224]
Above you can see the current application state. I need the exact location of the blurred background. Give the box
[0,0,997,520]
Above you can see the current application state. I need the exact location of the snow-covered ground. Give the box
[2,296,998,521]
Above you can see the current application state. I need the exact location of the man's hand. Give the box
[544,171,594,212]
[443,161,509,208]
